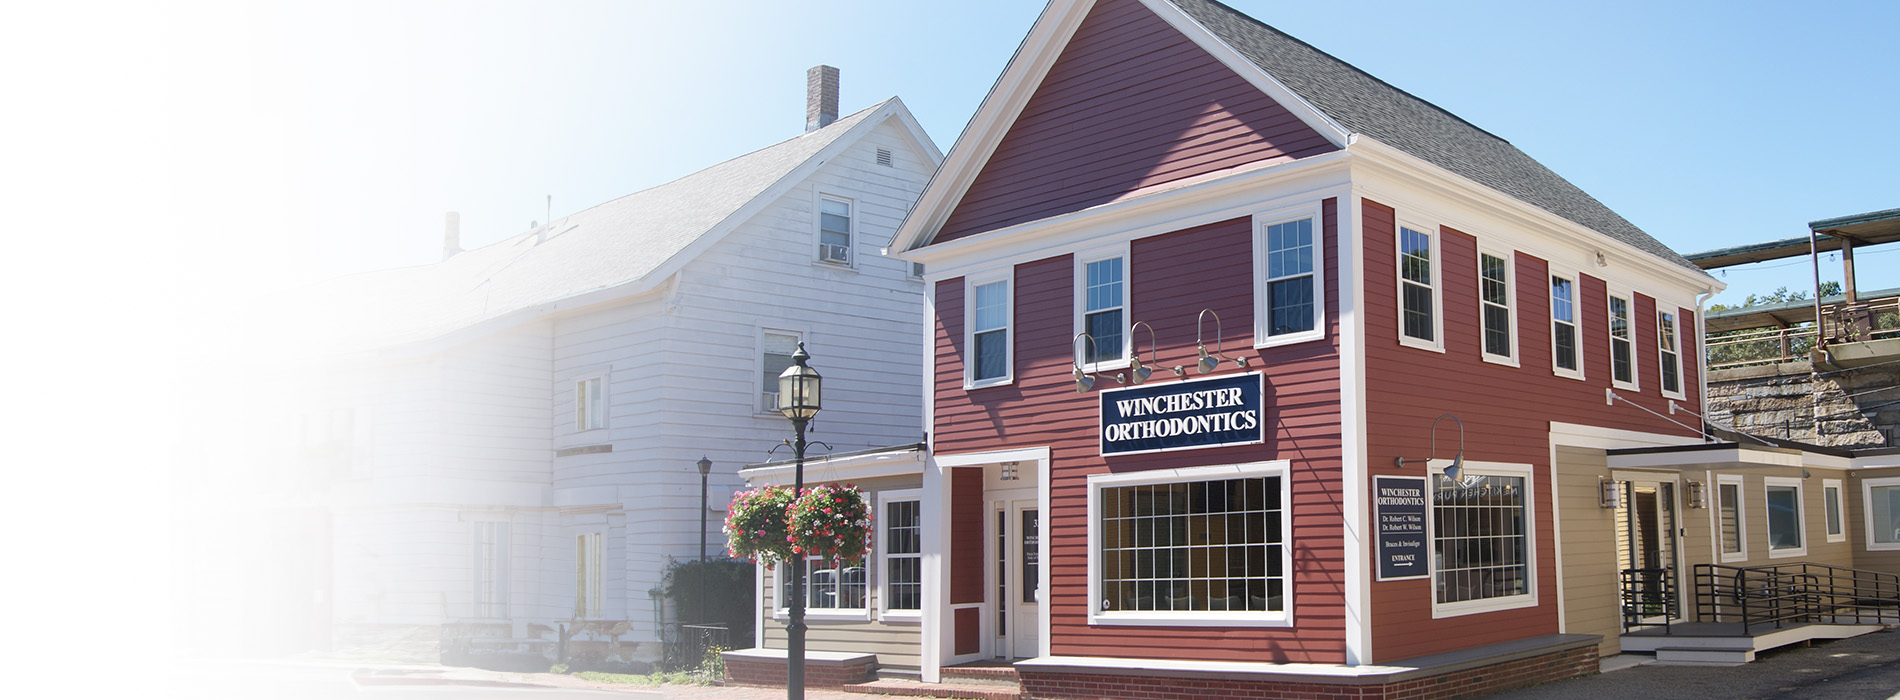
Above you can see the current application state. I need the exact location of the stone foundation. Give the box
[723,648,877,689]
[1707,361,1896,447]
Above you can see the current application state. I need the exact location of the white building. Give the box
[288,70,940,667]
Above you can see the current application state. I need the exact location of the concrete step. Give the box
[1655,646,1756,665]
[842,678,1021,700]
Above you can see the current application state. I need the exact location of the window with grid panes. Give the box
[1399,227,1436,343]
[1480,252,1512,359]
[1264,218,1316,337]
[1433,475,1528,605]
[1081,257,1124,365]
[971,280,1009,383]
[1099,476,1284,613]
[1551,275,1580,375]
[883,499,921,611]
[1609,295,1636,387]
[1658,311,1682,395]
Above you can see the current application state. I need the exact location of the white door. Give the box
[998,500,1039,658]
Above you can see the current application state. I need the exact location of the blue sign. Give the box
[1375,476,1430,581]
[1100,373,1263,456]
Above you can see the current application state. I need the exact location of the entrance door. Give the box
[994,500,1039,658]
[1616,479,1679,625]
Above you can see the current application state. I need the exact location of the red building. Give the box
[732,1,1897,697]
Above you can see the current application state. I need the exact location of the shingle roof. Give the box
[1166,0,1700,271]
[296,101,892,352]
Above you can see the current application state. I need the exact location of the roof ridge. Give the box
[1177,0,1508,145]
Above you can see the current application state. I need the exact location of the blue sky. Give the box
[187,0,1899,308]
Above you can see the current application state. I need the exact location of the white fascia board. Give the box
[1606,447,1804,471]
[882,97,946,166]
[1138,0,1350,149]
[1347,137,1721,301]
[891,0,1096,255]
[1548,421,1705,450]
[740,448,927,486]
[910,152,1351,279]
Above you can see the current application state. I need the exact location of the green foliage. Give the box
[1710,282,1843,312]
[723,486,797,567]
[663,557,756,643]
[785,483,872,564]
[548,663,570,674]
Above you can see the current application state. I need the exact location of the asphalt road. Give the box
[1482,629,1900,700]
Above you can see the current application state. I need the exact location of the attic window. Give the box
[876,148,893,167]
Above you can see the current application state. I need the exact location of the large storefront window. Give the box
[1432,469,1532,614]
[1091,463,1289,626]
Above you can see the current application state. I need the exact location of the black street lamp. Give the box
[696,455,712,623]
[776,343,821,700]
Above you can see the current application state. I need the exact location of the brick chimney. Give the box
[442,212,462,261]
[805,65,839,132]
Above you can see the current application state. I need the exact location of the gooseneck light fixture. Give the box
[1194,309,1248,374]
[1394,414,1471,486]
[1122,321,1182,386]
[775,343,822,700]
[1072,332,1102,393]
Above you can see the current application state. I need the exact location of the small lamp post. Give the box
[696,455,712,624]
[776,343,821,700]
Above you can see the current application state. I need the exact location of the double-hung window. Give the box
[817,196,852,265]
[1608,293,1638,390]
[1398,225,1441,349]
[1823,479,1845,543]
[575,532,603,618]
[1432,463,1535,616]
[968,275,1012,387]
[1076,252,1126,367]
[473,521,510,619]
[760,330,802,412]
[780,557,868,616]
[575,377,605,431]
[1765,477,1806,558]
[1255,212,1321,345]
[1718,475,1746,562]
[1478,250,1515,363]
[1090,462,1291,626]
[1865,477,1900,551]
[1657,311,1684,398]
[879,491,923,618]
[1550,274,1582,379]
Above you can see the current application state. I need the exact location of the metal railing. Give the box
[1620,567,1679,632]
[660,623,730,673]
[1692,562,1900,635]
[1821,297,1900,344]
[1706,325,1818,371]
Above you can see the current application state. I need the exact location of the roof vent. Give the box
[876,148,893,167]
[805,65,839,132]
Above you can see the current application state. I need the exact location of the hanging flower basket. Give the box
[785,483,872,565]
[723,483,872,569]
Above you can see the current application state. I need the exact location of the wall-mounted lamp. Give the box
[1073,332,1102,393]
[1685,480,1706,509]
[1000,461,1020,481]
[1120,321,1186,386]
[1395,414,1468,485]
[1598,478,1622,509]
[1194,309,1248,374]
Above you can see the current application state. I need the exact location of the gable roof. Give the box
[899,0,1702,275]
[1164,0,1697,271]
[297,98,936,354]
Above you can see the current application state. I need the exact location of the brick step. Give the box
[940,665,1021,684]
[842,678,1021,700]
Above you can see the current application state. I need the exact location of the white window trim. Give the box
[1549,270,1584,381]
[1823,478,1846,543]
[773,556,873,622]
[1764,476,1807,559]
[1862,476,1900,552]
[1252,204,1326,348]
[1085,461,1294,628]
[1073,244,1132,373]
[1396,222,1445,353]
[1656,309,1686,400]
[471,520,511,620]
[815,193,856,268]
[1476,246,1519,367]
[965,269,1014,389]
[877,488,923,622]
[574,374,607,432]
[574,530,605,619]
[1607,290,1640,392]
[757,328,806,415]
[1428,460,1538,618]
[1718,475,1748,562]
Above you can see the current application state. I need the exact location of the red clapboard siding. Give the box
[933,201,1346,664]
[951,468,986,605]
[1359,199,1700,662]
[932,0,1337,244]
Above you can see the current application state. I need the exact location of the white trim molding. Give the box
[1253,202,1327,348]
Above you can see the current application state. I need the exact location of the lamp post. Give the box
[696,455,712,624]
[776,343,821,700]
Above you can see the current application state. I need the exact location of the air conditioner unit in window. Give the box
[761,391,779,412]
[820,244,850,264]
